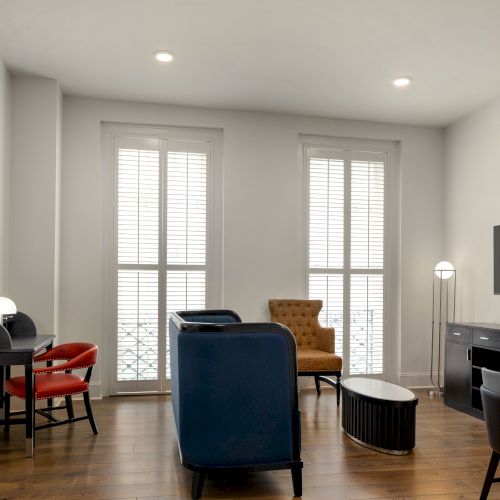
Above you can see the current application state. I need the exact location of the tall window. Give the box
[107,129,221,394]
[306,144,387,376]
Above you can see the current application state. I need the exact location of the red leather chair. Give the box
[3,342,98,433]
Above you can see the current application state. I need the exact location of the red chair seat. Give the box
[5,373,88,400]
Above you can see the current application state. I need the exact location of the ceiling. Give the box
[1,0,500,127]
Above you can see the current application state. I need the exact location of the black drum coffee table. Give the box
[341,377,418,455]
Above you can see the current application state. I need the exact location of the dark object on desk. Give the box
[0,324,11,348]
[480,368,500,499]
[445,322,500,419]
[6,312,37,337]
[4,342,98,435]
[0,311,37,348]
[170,310,302,500]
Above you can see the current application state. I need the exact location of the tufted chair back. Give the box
[269,299,324,350]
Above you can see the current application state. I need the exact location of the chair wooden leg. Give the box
[3,366,10,433]
[83,392,98,434]
[191,471,206,500]
[0,366,4,410]
[3,392,9,433]
[291,463,302,497]
[481,451,500,500]
[314,376,321,395]
[65,396,74,420]
[315,374,342,405]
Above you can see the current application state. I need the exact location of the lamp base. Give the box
[428,388,444,398]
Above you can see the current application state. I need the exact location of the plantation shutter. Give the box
[308,150,345,358]
[349,152,385,374]
[165,144,208,378]
[114,136,210,392]
[307,146,386,376]
[116,140,160,384]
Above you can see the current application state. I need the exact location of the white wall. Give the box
[9,77,62,335]
[445,97,500,322]
[0,59,10,292]
[61,96,444,394]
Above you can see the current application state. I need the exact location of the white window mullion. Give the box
[343,151,352,375]
[158,139,167,390]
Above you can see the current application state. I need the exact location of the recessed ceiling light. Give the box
[392,76,412,87]
[154,50,174,62]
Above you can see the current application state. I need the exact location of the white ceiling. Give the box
[1,0,500,127]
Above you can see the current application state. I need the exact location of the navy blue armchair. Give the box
[169,310,302,499]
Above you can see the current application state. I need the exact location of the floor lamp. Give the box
[429,261,456,397]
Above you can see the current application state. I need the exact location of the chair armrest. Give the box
[316,326,335,353]
[34,346,98,373]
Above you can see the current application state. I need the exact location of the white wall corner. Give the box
[0,58,11,293]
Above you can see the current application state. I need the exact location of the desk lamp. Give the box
[0,296,17,327]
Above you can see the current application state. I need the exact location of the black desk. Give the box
[0,331,54,457]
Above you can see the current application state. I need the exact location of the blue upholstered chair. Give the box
[480,368,500,499]
[169,310,302,499]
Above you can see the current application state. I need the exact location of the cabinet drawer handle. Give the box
[480,336,491,340]
[452,332,463,336]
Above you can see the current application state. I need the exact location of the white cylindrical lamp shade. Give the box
[0,297,17,315]
[434,261,455,280]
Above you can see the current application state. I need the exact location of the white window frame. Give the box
[102,124,223,395]
[301,135,400,381]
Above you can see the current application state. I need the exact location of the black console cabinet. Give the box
[445,322,500,419]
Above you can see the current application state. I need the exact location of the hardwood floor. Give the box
[0,389,496,499]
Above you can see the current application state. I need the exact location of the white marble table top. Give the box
[341,377,416,402]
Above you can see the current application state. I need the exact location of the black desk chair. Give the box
[1,312,38,408]
[480,368,500,499]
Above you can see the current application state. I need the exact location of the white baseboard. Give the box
[58,382,102,401]
[89,382,102,399]
[399,372,441,389]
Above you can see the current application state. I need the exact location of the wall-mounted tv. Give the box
[495,225,500,294]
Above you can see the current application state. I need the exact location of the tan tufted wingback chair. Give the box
[269,299,342,405]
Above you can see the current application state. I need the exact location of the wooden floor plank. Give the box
[0,389,496,499]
